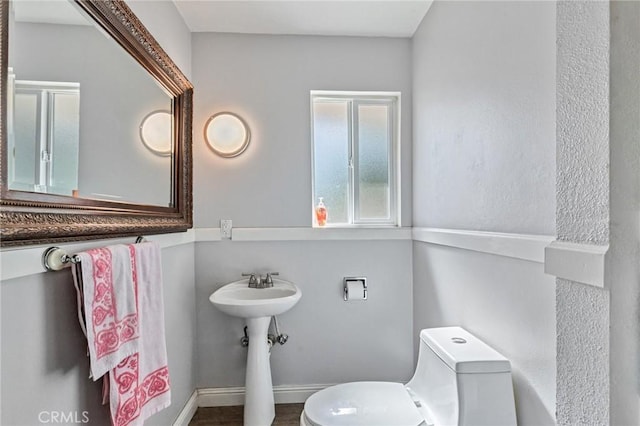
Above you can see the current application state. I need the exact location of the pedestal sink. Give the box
[210,278,302,426]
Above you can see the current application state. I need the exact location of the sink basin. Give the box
[209,278,302,318]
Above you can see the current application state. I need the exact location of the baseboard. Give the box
[198,384,330,407]
[172,390,199,426]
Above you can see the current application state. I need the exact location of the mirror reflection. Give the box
[140,110,173,157]
[7,0,174,206]
[9,75,80,195]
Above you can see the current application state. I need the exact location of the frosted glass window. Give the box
[312,101,349,224]
[50,93,80,195]
[311,92,399,226]
[356,103,391,220]
[13,92,39,190]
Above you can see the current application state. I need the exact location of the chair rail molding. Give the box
[544,240,609,288]
[8,227,613,283]
[412,227,554,264]
[1,230,196,281]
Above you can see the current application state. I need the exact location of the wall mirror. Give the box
[1,0,193,247]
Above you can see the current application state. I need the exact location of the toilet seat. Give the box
[302,382,426,426]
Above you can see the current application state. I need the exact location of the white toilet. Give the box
[300,326,517,426]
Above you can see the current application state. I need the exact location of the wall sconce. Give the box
[204,112,250,158]
[140,110,172,156]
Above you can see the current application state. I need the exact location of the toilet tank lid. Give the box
[420,327,512,374]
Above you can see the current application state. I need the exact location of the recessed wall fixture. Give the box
[140,110,172,156]
[204,112,251,158]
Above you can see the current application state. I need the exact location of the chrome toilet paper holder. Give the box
[344,277,368,301]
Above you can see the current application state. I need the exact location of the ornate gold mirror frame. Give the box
[0,0,193,247]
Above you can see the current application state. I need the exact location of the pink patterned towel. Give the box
[74,244,140,380]
[109,242,171,426]
[72,242,171,426]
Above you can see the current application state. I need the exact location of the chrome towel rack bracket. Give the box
[42,247,81,271]
[42,236,146,272]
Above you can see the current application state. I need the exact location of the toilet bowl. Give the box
[300,327,517,426]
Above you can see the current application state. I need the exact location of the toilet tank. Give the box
[405,327,516,426]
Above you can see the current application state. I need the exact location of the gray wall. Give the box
[0,244,196,426]
[411,2,556,425]
[191,33,415,389]
[606,1,640,425]
[552,2,639,422]
[196,241,414,387]
[1,271,110,424]
[412,1,556,235]
[5,2,634,425]
[154,244,197,425]
[192,33,412,228]
[555,2,610,424]
[609,2,640,424]
[127,0,192,79]
[0,2,196,425]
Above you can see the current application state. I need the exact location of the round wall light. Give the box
[140,110,172,156]
[204,112,250,158]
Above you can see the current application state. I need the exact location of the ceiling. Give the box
[13,1,90,26]
[173,0,433,38]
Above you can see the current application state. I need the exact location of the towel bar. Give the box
[42,236,147,271]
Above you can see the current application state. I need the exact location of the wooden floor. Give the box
[189,404,304,426]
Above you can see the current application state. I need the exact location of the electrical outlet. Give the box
[221,219,232,239]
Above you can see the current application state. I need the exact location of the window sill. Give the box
[312,224,400,229]
[230,226,412,241]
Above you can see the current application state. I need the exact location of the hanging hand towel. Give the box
[73,244,140,380]
[109,242,171,426]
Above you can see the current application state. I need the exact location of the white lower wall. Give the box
[195,240,414,388]
[413,241,556,426]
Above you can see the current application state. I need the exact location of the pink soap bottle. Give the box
[315,197,327,226]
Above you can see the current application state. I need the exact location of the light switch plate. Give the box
[221,219,232,239]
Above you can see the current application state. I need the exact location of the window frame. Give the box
[310,90,401,228]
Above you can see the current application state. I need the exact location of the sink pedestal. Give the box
[209,278,302,426]
[244,316,275,426]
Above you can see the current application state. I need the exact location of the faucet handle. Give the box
[265,272,279,285]
[242,273,258,286]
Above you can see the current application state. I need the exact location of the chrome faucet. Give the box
[242,273,259,287]
[242,272,279,288]
[263,272,279,287]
